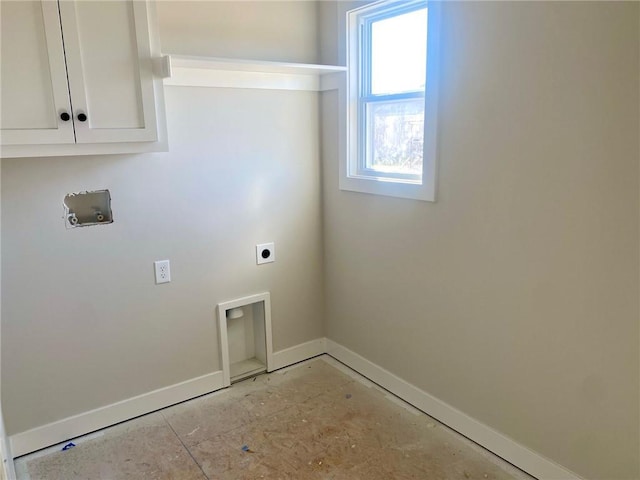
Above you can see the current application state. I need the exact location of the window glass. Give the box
[366,98,424,175]
[371,8,427,96]
[343,0,439,202]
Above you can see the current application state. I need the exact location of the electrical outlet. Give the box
[154,260,171,284]
[256,242,275,265]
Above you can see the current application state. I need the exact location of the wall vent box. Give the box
[217,292,273,386]
[64,190,113,228]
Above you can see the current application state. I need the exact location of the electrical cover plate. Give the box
[256,243,275,265]
[154,260,171,284]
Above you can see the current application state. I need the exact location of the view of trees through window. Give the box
[346,0,437,200]
[368,99,424,175]
[365,6,426,177]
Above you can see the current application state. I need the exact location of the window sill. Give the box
[339,174,436,202]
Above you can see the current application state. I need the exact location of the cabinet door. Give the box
[0,1,75,145]
[59,0,158,144]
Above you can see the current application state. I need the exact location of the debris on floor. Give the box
[15,358,533,480]
[61,442,75,451]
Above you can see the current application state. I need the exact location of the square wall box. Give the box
[64,189,113,228]
[217,292,273,386]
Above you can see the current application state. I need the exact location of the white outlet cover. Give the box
[154,260,171,284]
[256,243,275,265]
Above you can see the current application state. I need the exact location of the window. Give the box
[341,0,440,201]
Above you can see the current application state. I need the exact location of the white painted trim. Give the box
[164,55,346,91]
[319,72,344,92]
[217,305,231,387]
[6,337,581,480]
[5,334,325,461]
[270,338,327,371]
[217,292,273,387]
[152,55,172,79]
[325,339,583,480]
[0,138,167,159]
[167,55,347,75]
[341,0,439,202]
[0,409,15,480]
[165,68,321,91]
[9,371,224,458]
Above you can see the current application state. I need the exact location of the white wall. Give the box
[320,2,639,479]
[1,2,324,440]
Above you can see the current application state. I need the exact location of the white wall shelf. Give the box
[163,54,346,91]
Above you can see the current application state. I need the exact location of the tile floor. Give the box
[15,356,534,480]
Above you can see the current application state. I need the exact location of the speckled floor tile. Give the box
[15,357,534,480]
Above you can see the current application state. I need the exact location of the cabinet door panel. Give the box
[0,1,74,145]
[59,0,157,143]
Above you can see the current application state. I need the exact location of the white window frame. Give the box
[341,0,440,202]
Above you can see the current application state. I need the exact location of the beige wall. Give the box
[2,2,639,479]
[1,3,324,436]
[0,154,9,480]
[158,0,318,63]
[321,2,639,480]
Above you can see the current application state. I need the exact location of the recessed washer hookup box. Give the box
[63,189,113,228]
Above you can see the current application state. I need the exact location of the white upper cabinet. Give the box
[58,0,157,143]
[0,1,74,145]
[0,0,166,158]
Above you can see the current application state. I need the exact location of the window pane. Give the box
[371,8,427,95]
[366,98,424,176]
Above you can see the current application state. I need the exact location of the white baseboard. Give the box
[10,371,224,458]
[325,339,583,480]
[270,337,326,371]
[8,337,583,480]
[9,336,329,460]
[0,407,15,480]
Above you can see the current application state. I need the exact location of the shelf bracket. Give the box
[152,55,172,79]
